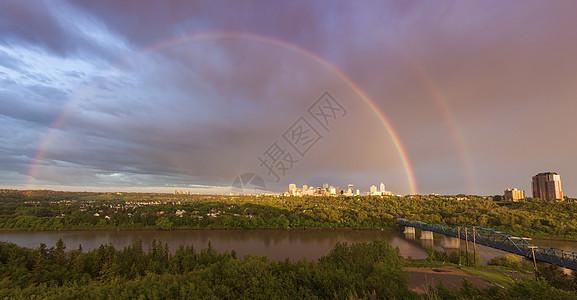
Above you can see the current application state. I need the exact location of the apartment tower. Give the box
[504,188,525,202]
[532,172,563,200]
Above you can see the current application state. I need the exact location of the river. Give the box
[1,229,576,263]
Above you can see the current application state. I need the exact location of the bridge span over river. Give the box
[397,218,577,271]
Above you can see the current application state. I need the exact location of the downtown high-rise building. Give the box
[369,185,377,194]
[532,172,563,200]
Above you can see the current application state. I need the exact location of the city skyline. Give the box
[2,1,577,196]
[284,181,391,197]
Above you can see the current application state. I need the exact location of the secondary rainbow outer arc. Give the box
[27,31,418,194]
[414,67,477,194]
[394,50,477,194]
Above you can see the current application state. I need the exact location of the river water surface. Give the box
[1,229,576,263]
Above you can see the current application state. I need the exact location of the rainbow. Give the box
[27,31,419,194]
[398,54,476,194]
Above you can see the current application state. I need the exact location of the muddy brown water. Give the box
[0,229,575,262]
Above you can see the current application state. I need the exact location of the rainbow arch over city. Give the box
[399,53,477,194]
[27,31,419,194]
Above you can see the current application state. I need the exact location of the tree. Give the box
[155,216,174,230]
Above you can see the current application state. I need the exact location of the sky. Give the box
[1,0,577,196]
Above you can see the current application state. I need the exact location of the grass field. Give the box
[461,267,518,288]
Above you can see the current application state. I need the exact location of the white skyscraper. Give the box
[370,185,377,194]
[379,182,385,193]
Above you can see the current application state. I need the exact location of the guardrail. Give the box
[397,218,577,270]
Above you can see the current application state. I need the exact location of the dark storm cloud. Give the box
[2,0,389,191]
[71,0,206,46]
[0,90,63,127]
[0,116,46,179]
[317,0,577,195]
[0,0,130,64]
[3,0,577,195]
[70,1,321,47]
[0,1,78,56]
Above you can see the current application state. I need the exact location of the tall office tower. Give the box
[348,184,354,193]
[532,172,563,200]
[379,182,385,192]
[322,183,329,191]
[288,183,297,196]
[370,185,377,194]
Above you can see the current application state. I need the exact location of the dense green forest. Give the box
[2,189,577,239]
[0,238,575,299]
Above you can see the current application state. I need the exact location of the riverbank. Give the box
[0,227,397,232]
[3,190,577,242]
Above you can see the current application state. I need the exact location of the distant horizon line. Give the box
[2,186,572,199]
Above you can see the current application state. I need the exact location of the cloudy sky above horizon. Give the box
[2,0,577,196]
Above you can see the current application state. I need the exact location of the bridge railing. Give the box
[533,247,577,270]
[396,218,577,270]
